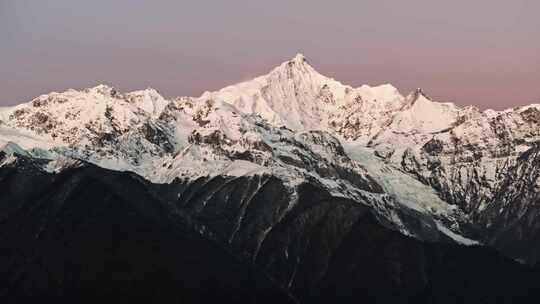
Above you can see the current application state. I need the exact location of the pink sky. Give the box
[1,0,539,109]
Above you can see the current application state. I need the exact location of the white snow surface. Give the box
[43,156,82,173]
[343,143,477,245]
[222,160,270,177]
[435,222,479,246]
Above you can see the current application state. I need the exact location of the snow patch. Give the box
[222,160,270,177]
[436,221,480,246]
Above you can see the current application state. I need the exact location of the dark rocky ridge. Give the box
[0,157,293,304]
[1,156,539,303]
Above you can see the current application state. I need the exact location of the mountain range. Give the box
[2,54,540,303]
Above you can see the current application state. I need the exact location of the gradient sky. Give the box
[1,0,539,109]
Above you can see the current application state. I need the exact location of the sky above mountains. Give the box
[1,0,539,109]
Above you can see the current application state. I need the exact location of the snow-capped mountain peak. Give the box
[200,54,411,141]
[7,53,540,254]
[200,54,344,131]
